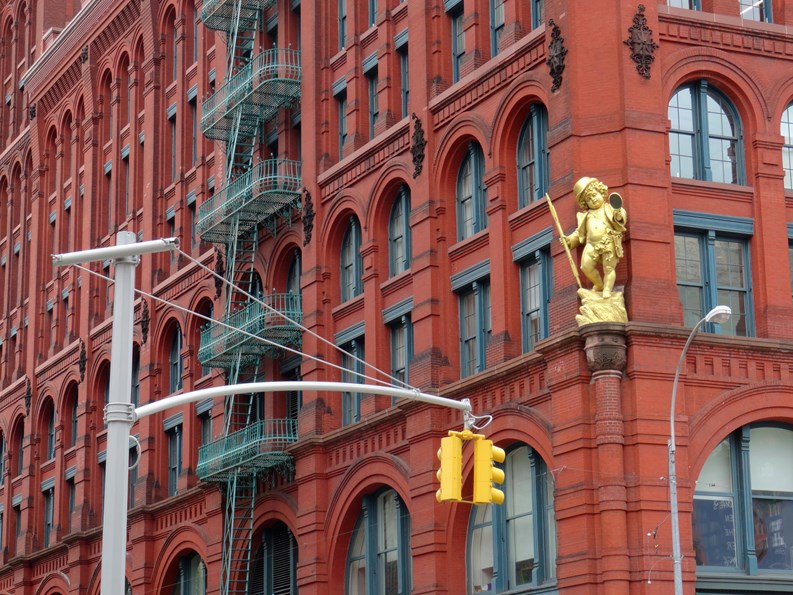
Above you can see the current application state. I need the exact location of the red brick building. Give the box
[1,0,793,593]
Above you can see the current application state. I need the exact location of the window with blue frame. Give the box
[166,421,182,497]
[468,445,556,593]
[43,487,54,548]
[668,82,744,184]
[171,552,206,594]
[457,278,491,378]
[782,103,793,190]
[457,143,487,241]
[169,323,183,393]
[367,67,379,139]
[450,5,465,83]
[341,337,365,426]
[739,0,772,21]
[249,522,298,595]
[673,211,753,336]
[341,217,363,301]
[490,0,504,56]
[389,185,411,276]
[336,88,348,157]
[389,314,412,388]
[517,105,549,208]
[346,489,412,595]
[368,0,377,27]
[0,434,5,485]
[398,45,409,118]
[45,401,56,460]
[339,0,347,50]
[693,424,793,581]
[519,248,552,353]
[668,0,700,8]
[531,0,544,29]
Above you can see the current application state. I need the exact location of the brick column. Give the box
[581,323,629,595]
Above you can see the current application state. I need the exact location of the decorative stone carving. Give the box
[302,188,315,246]
[581,324,627,373]
[80,45,88,63]
[140,300,150,345]
[24,376,31,416]
[624,5,659,79]
[214,248,225,298]
[546,20,568,92]
[411,113,426,178]
[28,103,35,119]
[79,339,87,381]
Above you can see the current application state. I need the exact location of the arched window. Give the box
[517,104,549,208]
[170,552,206,594]
[668,81,744,184]
[42,399,56,460]
[66,383,79,448]
[388,186,411,276]
[694,424,793,579]
[457,143,487,241]
[169,323,183,393]
[119,54,130,127]
[45,126,58,197]
[346,489,412,594]
[340,217,363,301]
[164,9,177,85]
[0,432,5,485]
[249,522,298,595]
[467,444,556,592]
[13,419,24,476]
[287,252,301,295]
[782,103,793,191]
[101,72,113,144]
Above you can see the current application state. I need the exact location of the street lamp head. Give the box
[705,305,732,325]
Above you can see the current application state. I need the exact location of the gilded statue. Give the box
[546,177,629,325]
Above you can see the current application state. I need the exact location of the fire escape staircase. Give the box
[196,1,303,593]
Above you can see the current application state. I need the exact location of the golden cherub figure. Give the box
[563,177,627,299]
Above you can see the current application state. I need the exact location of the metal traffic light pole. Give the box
[53,234,475,593]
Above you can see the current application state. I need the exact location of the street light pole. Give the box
[53,234,178,595]
[669,304,732,595]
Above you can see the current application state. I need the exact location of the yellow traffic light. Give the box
[472,438,506,505]
[435,435,463,502]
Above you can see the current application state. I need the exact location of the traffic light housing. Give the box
[436,435,463,502]
[473,437,506,504]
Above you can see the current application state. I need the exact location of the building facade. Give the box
[0,0,793,593]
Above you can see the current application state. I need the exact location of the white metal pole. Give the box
[669,306,730,595]
[100,231,138,595]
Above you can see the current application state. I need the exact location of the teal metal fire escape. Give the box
[196,1,302,593]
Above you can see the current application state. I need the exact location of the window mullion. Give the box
[704,231,718,332]
[737,427,759,575]
[697,81,712,181]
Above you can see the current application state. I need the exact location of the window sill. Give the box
[696,572,793,592]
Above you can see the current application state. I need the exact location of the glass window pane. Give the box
[750,427,793,494]
[752,498,793,570]
[469,505,494,592]
[697,438,733,493]
[692,496,738,567]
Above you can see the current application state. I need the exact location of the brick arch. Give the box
[150,528,208,595]
[253,490,300,539]
[489,71,549,166]
[266,235,302,294]
[33,571,70,595]
[688,383,793,477]
[661,46,770,131]
[430,115,490,244]
[324,452,413,587]
[364,164,413,280]
[317,194,366,306]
